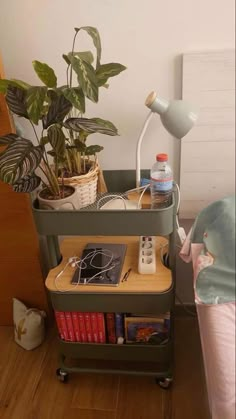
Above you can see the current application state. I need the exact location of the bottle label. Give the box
[151,177,173,192]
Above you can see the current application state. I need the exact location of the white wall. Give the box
[0,0,235,182]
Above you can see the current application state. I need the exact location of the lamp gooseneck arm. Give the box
[136,111,153,188]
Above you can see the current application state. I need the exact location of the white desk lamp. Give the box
[136,91,198,187]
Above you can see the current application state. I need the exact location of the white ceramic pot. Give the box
[38,186,80,210]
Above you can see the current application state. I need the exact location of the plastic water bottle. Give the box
[150,153,173,209]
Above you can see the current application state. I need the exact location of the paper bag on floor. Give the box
[13,298,46,350]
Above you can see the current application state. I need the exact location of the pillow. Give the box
[13,298,46,350]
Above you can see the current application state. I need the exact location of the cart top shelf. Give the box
[45,236,172,294]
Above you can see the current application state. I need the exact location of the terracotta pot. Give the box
[38,186,80,210]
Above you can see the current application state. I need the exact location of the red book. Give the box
[97,313,106,343]
[77,313,87,342]
[54,310,64,340]
[59,312,69,341]
[65,312,75,342]
[105,313,116,344]
[71,312,81,342]
[84,313,93,343]
[90,313,99,343]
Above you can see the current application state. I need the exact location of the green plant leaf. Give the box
[68,51,94,65]
[85,145,104,155]
[62,54,71,66]
[0,79,30,93]
[40,136,50,146]
[6,86,29,118]
[61,87,85,113]
[32,61,57,88]
[12,174,41,192]
[0,79,11,93]
[76,26,101,68]
[42,92,72,129]
[70,56,98,103]
[0,139,43,184]
[0,133,19,146]
[26,86,47,125]
[47,125,66,157]
[72,139,87,152]
[64,117,118,136]
[96,63,126,86]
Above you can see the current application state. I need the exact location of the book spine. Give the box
[65,312,75,342]
[115,313,124,343]
[84,313,93,343]
[90,313,99,343]
[59,311,69,341]
[77,312,87,342]
[105,313,116,344]
[96,313,106,343]
[54,310,64,340]
[71,312,81,342]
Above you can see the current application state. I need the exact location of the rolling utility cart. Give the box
[32,171,177,389]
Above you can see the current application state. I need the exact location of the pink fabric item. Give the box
[197,303,236,419]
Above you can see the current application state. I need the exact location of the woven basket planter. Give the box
[58,159,107,209]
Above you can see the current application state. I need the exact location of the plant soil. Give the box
[39,185,75,201]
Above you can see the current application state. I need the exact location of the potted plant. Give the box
[0,26,126,209]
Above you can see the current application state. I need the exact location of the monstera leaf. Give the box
[0,138,43,184]
[42,92,72,129]
[64,117,118,136]
[6,86,29,118]
[12,174,41,192]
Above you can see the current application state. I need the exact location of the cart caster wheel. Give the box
[156,377,173,389]
[56,368,69,383]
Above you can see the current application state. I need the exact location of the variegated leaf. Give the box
[61,87,85,113]
[75,26,101,69]
[0,139,43,184]
[42,93,72,129]
[67,51,94,65]
[0,79,30,93]
[70,56,98,103]
[96,63,126,86]
[73,139,87,152]
[13,174,41,192]
[32,61,57,88]
[47,125,66,157]
[85,145,104,155]
[6,86,29,118]
[26,86,47,125]
[64,117,118,136]
[0,133,19,146]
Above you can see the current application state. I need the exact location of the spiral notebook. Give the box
[71,243,127,286]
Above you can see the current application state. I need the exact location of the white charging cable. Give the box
[54,248,115,291]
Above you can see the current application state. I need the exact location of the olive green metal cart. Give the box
[32,170,177,389]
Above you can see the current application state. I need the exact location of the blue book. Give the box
[115,313,124,341]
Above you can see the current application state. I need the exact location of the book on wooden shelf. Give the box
[65,312,76,342]
[115,313,125,344]
[90,313,99,343]
[96,313,106,343]
[71,312,81,342]
[58,311,69,341]
[124,316,169,344]
[77,312,87,342]
[54,310,64,340]
[105,313,116,344]
[84,313,93,342]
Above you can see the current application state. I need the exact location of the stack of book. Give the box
[54,311,170,345]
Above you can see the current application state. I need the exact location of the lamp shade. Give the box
[145,91,198,139]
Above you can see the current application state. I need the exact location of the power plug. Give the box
[138,236,156,274]
[177,227,186,245]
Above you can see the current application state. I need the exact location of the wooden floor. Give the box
[0,316,210,419]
